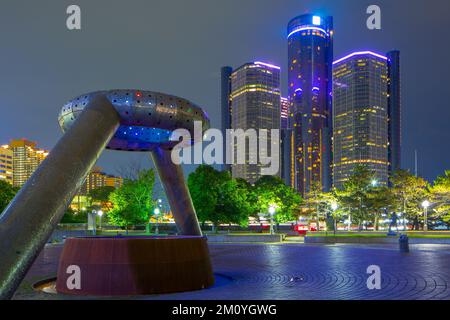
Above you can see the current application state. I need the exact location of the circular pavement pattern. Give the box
[17,243,450,300]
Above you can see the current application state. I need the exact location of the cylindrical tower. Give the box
[287,14,333,194]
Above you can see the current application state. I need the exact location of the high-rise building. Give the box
[0,145,13,184]
[6,139,48,187]
[387,50,401,175]
[280,97,289,129]
[221,66,233,172]
[230,61,281,184]
[287,14,333,194]
[280,97,291,184]
[332,51,390,188]
[78,166,123,195]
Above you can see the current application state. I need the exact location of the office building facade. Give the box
[5,139,49,187]
[287,14,333,194]
[332,51,390,188]
[387,50,401,175]
[230,61,281,183]
[221,66,233,172]
[0,145,13,184]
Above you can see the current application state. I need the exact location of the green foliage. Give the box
[108,169,156,228]
[366,186,395,230]
[303,181,336,222]
[390,169,429,223]
[0,180,18,213]
[61,207,86,223]
[430,170,450,222]
[88,186,115,211]
[253,175,302,223]
[335,165,376,227]
[188,165,254,227]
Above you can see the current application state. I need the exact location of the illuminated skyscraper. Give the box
[7,139,48,187]
[221,66,233,172]
[287,14,333,194]
[332,51,390,188]
[230,61,281,183]
[78,166,123,195]
[387,50,401,175]
[280,97,289,129]
[0,145,13,184]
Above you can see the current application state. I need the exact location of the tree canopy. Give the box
[188,165,254,228]
[108,169,156,229]
[0,180,19,213]
[253,175,302,223]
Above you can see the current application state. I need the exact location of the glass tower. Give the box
[287,14,333,194]
[230,62,281,184]
[332,51,389,188]
[387,51,401,175]
[221,66,233,172]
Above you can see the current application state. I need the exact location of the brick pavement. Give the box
[14,242,450,300]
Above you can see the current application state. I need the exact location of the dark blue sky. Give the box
[0,0,449,182]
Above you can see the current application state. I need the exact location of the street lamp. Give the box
[331,202,338,235]
[421,200,430,231]
[154,207,161,235]
[268,205,276,235]
[97,210,103,230]
[91,209,97,235]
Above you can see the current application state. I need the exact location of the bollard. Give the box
[399,234,409,253]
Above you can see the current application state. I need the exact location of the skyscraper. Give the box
[280,97,291,184]
[332,51,390,188]
[287,14,334,194]
[0,145,13,184]
[7,139,48,187]
[230,61,281,183]
[280,97,289,129]
[221,66,233,172]
[387,51,401,175]
[78,166,123,195]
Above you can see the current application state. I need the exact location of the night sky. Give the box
[1,0,449,183]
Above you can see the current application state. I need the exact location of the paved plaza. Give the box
[15,242,450,300]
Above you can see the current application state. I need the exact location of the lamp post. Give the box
[97,210,103,231]
[91,209,97,235]
[422,200,430,231]
[268,205,276,235]
[154,207,161,235]
[331,202,338,236]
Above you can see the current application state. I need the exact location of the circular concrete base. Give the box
[55,236,214,296]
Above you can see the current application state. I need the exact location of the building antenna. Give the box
[414,149,418,177]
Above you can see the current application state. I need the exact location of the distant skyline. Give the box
[1,0,449,182]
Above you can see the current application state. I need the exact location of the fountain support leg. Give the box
[150,148,202,236]
[0,95,120,299]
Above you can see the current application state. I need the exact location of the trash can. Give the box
[399,234,409,253]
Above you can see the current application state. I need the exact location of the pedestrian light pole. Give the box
[422,200,430,231]
[154,207,161,235]
[331,202,338,236]
[268,205,276,235]
[97,210,103,231]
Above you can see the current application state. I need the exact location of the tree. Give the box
[430,170,450,223]
[390,169,429,230]
[108,169,156,230]
[0,180,18,213]
[367,186,394,230]
[188,165,254,231]
[253,175,302,223]
[302,181,334,230]
[88,186,115,211]
[335,165,375,230]
[61,207,86,223]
